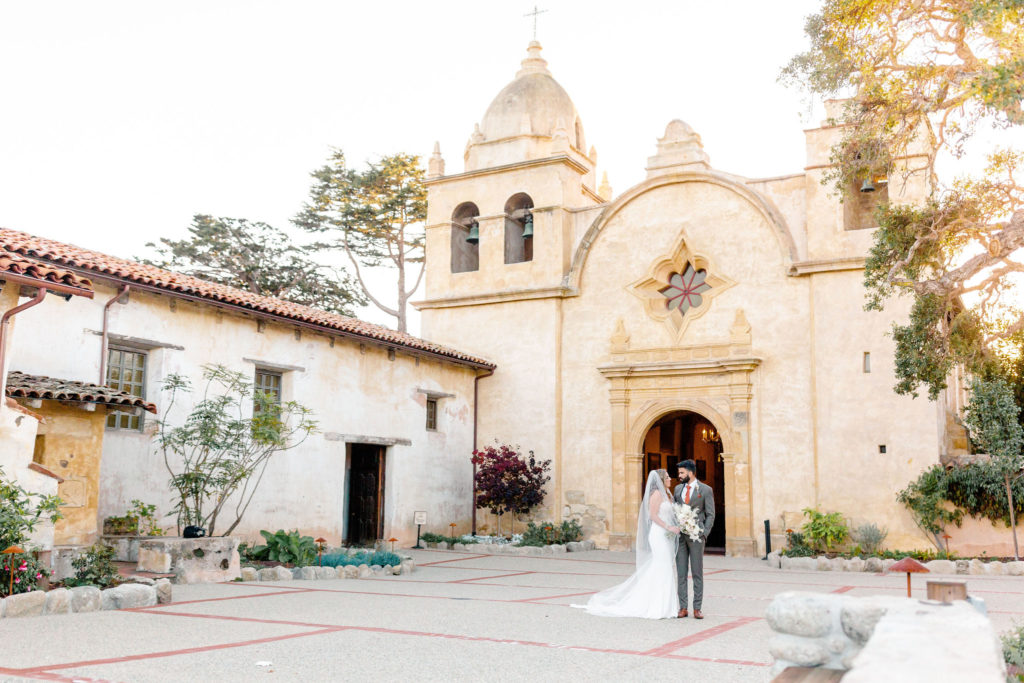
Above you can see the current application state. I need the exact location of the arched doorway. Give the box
[642,410,726,552]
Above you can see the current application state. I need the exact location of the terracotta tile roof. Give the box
[0,229,493,369]
[0,248,93,296]
[6,371,157,414]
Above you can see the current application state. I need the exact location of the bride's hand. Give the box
[669,526,680,534]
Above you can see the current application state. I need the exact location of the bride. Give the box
[574,469,680,619]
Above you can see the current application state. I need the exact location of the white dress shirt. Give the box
[681,478,699,504]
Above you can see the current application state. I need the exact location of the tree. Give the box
[963,376,1024,559]
[471,443,551,537]
[782,0,1024,399]
[156,364,317,536]
[144,214,366,316]
[296,150,426,333]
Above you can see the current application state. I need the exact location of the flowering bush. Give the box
[64,543,120,588]
[0,465,62,550]
[472,443,551,536]
[0,553,49,597]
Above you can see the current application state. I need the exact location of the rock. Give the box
[1007,561,1024,576]
[581,540,596,551]
[400,562,414,575]
[841,645,863,669]
[126,576,156,586]
[136,547,172,574]
[816,556,835,571]
[526,546,543,555]
[566,542,583,552]
[315,566,336,580]
[955,559,970,575]
[769,634,830,667]
[391,564,402,575]
[295,566,318,581]
[767,551,781,569]
[864,557,884,573]
[138,537,240,584]
[765,592,835,638]
[155,579,172,605]
[969,559,987,575]
[452,543,467,551]
[780,556,816,571]
[334,566,347,579]
[240,567,258,582]
[69,586,101,613]
[258,566,292,581]
[370,564,385,575]
[43,588,71,615]
[550,544,567,554]
[825,636,847,654]
[101,584,157,610]
[844,558,866,573]
[357,564,371,578]
[3,591,47,618]
[984,561,1006,575]
[435,541,448,550]
[880,559,896,571]
[841,600,889,645]
[344,565,359,579]
[924,560,957,575]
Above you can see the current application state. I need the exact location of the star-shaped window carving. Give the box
[660,264,711,315]
[627,235,735,341]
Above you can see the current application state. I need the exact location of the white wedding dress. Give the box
[574,473,679,619]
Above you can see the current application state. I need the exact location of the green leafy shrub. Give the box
[65,543,119,588]
[780,530,816,557]
[801,508,849,552]
[420,532,478,545]
[129,500,164,536]
[321,550,402,567]
[516,519,584,547]
[248,530,317,566]
[1,465,62,549]
[103,514,138,536]
[1003,622,1024,681]
[850,523,888,555]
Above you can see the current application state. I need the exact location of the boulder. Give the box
[766,592,836,638]
[1007,561,1024,576]
[984,561,1006,575]
[391,564,402,575]
[344,565,359,579]
[780,556,817,571]
[864,557,884,573]
[295,566,318,580]
[240,567,258,582]
[844,557,866,573]
[69,586,101,613]
[769,634,830,667]
[566,542,583,552]
[766,551,781,569]
[452,543,467,551]
[550,544,567,554]
[258,566,292,582]
[43,587,71,615]
[435,541,448,550]
[581,540,596,551]
[924,560,957,575]
[3,590,47,618]
[357,564,371,578]
[816,556,836,571]
[955,559,970,575]
[155,579,172,605]
[841,599,890,645]
[370,564,385,575]
[315,566,336,580]
[101,584,157,610]
[400,562,414,575]
[880,559,896,571]
[969,559,987,575]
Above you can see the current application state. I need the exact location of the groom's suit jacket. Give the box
[674,481,716,540]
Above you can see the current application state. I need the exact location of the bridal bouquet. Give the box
[672,503,704,543]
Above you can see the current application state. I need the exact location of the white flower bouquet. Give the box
[673,502,704,543]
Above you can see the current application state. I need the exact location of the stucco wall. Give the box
[9,282,480,547]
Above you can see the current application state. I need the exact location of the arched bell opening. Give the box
[451,202,480,273]
[503,193,534,264]
[641,410,726,553]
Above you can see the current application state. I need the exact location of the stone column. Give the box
[607,380,632,551]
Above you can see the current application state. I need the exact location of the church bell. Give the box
[860,177,876,193]
[466,220,479,244]
[522,212,534,239]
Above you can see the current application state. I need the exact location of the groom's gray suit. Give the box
[674,480,715,611]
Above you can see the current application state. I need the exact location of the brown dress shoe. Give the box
[677,608,688,618]
[693,609,704,619]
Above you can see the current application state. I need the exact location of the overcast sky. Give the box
[1,0,827,333]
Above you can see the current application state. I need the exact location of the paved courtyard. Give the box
[1,548,1022,682]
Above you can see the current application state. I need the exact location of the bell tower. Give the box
[418,41,604,312]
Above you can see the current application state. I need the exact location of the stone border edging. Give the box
[424,540,597,554]
[769,551,1024,575]
[0,579,172,619]
[240,559,416,582]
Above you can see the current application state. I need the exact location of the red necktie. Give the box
[684,485,691,504]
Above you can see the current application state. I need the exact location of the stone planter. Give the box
[771,550,1024,576]
[136,537,240,583]
[241,558,415,581]
[0,579,170,619]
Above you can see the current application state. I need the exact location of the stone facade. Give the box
[418,42,949,555]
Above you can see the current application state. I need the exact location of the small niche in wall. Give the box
[878,445,886,454]
[863,352,871,373]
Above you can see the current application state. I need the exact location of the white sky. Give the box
[1,0,827,334]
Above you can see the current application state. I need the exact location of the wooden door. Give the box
[347,444,385,545]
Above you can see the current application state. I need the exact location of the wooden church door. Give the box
[347,444,385,545]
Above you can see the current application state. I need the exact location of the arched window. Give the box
[503,193,534,264]
[450,202,480,273]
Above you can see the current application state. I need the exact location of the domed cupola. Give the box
[465,41,594,173]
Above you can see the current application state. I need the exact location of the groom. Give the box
[674,459,715,619]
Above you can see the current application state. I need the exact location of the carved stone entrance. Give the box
[599,312,759,557]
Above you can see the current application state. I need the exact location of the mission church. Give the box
[0,40,963,558]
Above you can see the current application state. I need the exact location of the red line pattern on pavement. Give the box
[451,571,536,583]
[416,554,489,566]
[644,616,761,656]
[832,586,856,594]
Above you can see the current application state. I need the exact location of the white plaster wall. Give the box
[10,282,479,547]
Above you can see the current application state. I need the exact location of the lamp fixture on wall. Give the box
[701,426,720,445]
